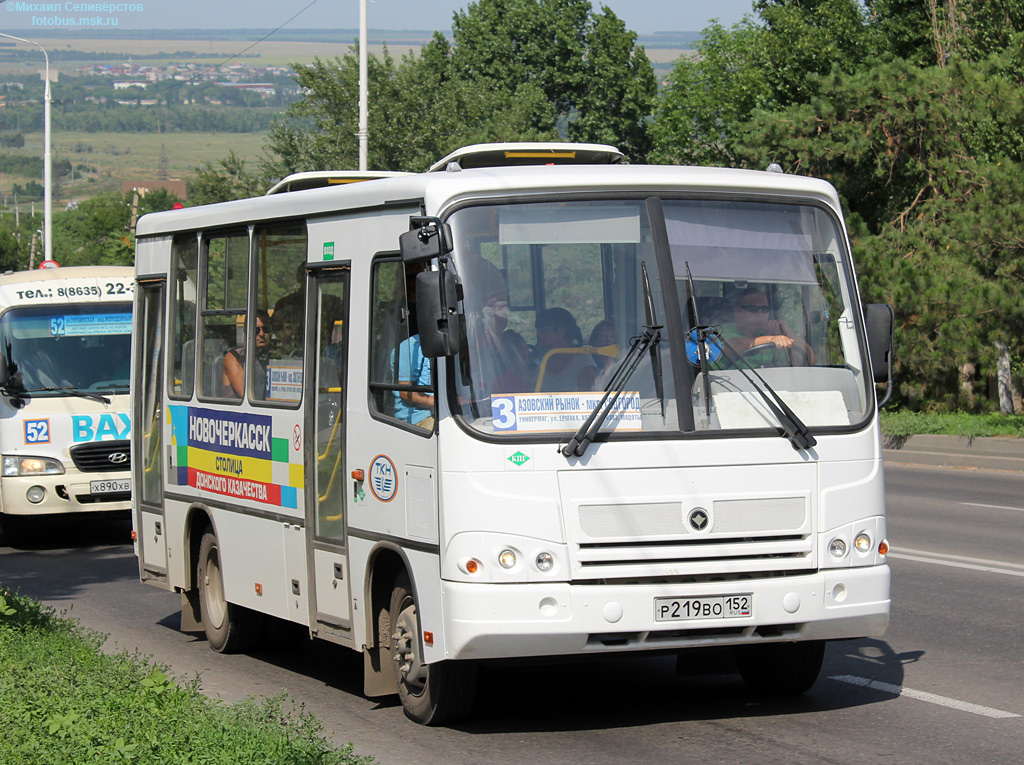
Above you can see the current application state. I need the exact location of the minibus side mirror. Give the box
[416,270,463,358]
[400,219,452,264]
[864,303,895,407]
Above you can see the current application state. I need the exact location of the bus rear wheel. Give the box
[734,640,825,695]
[197,528,262,653]
[388,573,477,725]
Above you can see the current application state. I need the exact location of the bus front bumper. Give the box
[0,472,131,517]
[439,564,890,661]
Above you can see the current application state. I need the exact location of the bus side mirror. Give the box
[400,219,452,264]
[864,303,894,406]
[416,270,463,358]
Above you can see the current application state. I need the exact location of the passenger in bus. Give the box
[491,330,535,394]
[533,307,597,392]
[271,264,307,357]
[393,265,434,428]
[587,319,617,390]
[720,288,815,366]
[222,309,271,398]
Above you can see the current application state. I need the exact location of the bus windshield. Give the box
[448,198,871,439]
[1,303,132,394]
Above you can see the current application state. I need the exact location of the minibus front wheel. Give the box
[197,527,263,653]
[389,572,477,725]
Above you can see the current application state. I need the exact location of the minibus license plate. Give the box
[655,594,752,622]
[90,478,131,495]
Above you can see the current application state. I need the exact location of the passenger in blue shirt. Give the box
[393,333,434,427]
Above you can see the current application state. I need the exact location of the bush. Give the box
[880,410,1024,438]
[0,589,374,765]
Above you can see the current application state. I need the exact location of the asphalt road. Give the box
[1,463,1022,764]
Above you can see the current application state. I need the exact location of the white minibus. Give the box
[131,144,894,724]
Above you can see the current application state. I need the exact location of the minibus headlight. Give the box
[854,533,872,553]
[828,538,848,559]
[3,455,65,477]
[498,550,517,569]
[26,485,46,503]
[535,552,554,572]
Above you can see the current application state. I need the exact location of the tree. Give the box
[650,20,771,166]
[651,1,879,167]
[450,0,656,160]
[189,151,267,204]
[732,55,1024,409]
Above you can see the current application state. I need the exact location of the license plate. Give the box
[90,478,131,495]
[654,594,752,622]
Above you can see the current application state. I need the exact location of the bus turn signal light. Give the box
[878,540,889,556]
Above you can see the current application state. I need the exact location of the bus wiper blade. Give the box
[21,386,112,405]
[561,326,659,458]
[709,330,816,451]
[562,261,662,458]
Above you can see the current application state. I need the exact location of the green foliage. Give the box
[881,409,1024,438]
[0,590,374,764]
[451,0,656,160]
[650,20,772,166]
[265,0,656,173]
[52,190,183,267]
[188,150,269,204]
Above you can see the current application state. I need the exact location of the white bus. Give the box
[0,266,134,543]
[131,144,894,725]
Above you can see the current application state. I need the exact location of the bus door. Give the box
[134,280,168,584]
[306,266,353,639]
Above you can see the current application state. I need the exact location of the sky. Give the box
[2,1,755,34]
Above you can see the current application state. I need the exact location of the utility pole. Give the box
[358,0,368,171]
[0,31,53,264]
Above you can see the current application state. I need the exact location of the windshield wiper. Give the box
[18,386,112,405]
[707,330,816,451]
[562,262,662,458]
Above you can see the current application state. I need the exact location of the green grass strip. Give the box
[0,589,374,765]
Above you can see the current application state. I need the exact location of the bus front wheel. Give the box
[734,640,825,695]
[197,528,261,653]
[388,572,477,725]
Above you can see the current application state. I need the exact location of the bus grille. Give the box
[571,497,815,579]
[69,440,131,473]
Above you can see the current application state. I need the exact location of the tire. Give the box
[734,640,825,696]
[388,572,477,726]
[196,528,263,653]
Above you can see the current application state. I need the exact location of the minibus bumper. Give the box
[0,472,131,517]
[440,564,889,661]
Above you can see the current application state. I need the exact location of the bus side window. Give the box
[255,221,307,404]
[170,234,198,399]
[368,258,433,428]
[199,230,248,400]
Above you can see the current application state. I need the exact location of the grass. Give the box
[2,131,269,200]
[880,410,1024,439]
[0,589,374,765]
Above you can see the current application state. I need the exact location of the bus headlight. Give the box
[828,538,848,559]
[26,485,46,503]
[498,549,517,569]
[3,455,65,477]
[535,552,554,572]
[854,533,872,553]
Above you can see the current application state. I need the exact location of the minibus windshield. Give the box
[1,303,132,394]
[447,197,871,439]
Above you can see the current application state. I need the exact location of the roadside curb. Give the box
[882,434,1024,472]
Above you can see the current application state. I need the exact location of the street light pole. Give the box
[0,30,53,265]
[358,0,368,172]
